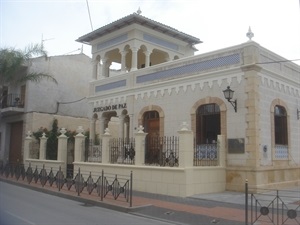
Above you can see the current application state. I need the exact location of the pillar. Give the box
[144,50,152,68]
[74,126,86,162]
[92,59,98,79]
[119,115,124,139]
[120,50,127,72]
[101,128,111,164]
[39,132,47,160]
[129,114,133,138]
[57,128,68,162]
[102,57,108,78]
[177,122,193,168]
[218,135,226,167]
[99,118,105,136]
[23,131,32,163]
[134,126,147,165]
[131,47,138,71]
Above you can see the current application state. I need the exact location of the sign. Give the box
[93,103,127,112]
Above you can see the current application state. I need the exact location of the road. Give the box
[0,181,175,225]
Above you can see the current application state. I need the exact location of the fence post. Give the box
[39,133,47,160]
[101,169,104,201]
[130,171,133,207]
[24,131,32,164]
[101,129,111,164]
[177,122,193,168]
[134,126,147,166]
[245,179,248,225]
[74,126,86,162]
[57,128,68,175]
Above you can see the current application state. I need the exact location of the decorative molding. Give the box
[97,34,128,50]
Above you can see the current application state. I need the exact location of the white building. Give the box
[75,13,300,194]
[0,53,93,165]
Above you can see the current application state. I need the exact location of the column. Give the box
[144,50,152,68]
[101,57,108,78]
[134,126,147,165]
[129,114,133,138]
[39,133,47,160]
[92,59,98,79]
[131,47,138,71]
[24,131,32,163]
[177,122,193,168]
[99,118,105,136]
[57,128,68,162]
[218,135,226,167]
[101,128,111,164]
[74,126,86,162]
[120,50,127,72]
[119,115,124,139]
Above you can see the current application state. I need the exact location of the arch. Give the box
[138,105,165,136]
[190,97,227,137]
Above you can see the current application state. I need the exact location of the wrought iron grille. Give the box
[0,163,133,207]
[85,139,102,162]
[245,182,300,225]
[145,136,179,167]
[109,138,135,164]
[194,139,218,166]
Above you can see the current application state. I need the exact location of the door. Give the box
[9,122,23,165]
[144,111,160,164]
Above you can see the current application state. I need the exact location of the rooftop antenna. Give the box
[86,0,93,31]
[41,34,54,48]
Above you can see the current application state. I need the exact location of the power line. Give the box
[86,0,93,31]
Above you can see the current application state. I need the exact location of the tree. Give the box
[0,43,58,86]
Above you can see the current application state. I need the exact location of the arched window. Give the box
[196,104,220,144]
[274,105,288,145]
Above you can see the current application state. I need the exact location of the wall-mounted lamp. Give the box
[297,109,300,120]
[223,86,237,112]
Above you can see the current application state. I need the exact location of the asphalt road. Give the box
[0,181,175,225]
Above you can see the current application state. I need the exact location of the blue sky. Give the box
[1,0,300,65]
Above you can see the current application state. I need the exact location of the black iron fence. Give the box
[85,139,102,162]
[145,136,179,167]
[194,139,218,166]
[109,138,135,164]
[245,181,300,225]
[0,163,133,207]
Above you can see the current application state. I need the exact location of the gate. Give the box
[245,181,300,225]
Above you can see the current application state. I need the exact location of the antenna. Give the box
[41,34,54,47]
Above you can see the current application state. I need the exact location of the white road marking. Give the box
[4,210,36,225]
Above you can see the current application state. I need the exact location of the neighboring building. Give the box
[0,53,93,165]
[76,13,300,193]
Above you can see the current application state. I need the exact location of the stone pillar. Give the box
[120,50,127,72]
[23,131,32,163]
[131,47,138,71]
[119,115,124,139]
[101,128,111,164]
[102,57,108,78]
[92,59,98,79]
[177,122,193,168]
[129,114,133,138]
[218,135,226,167]
[57,128,68,162]
[74,126,86,162]
[99,118,105,136]
[39,132,47,160]
[144,50,152,68]
[134,126,147,166]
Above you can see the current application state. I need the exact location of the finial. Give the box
[137,7,142,15]
[246,26,254,41]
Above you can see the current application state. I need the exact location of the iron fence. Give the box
[0,163,133,207]
[193,139,218,166]
[85,139,102,162]
[145,136,179,167]
[109,138,135,165]
[245,181,300,225]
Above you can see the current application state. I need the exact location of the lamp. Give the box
[297,109,300,120]
[223,86,237,112]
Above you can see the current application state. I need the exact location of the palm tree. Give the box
[0,43,58,85]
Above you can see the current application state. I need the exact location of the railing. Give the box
[86,139,102,162]
[245,181,300,225]
[109,138,135,164]
[0,93,25,108]
[0,163,133,207]
[145,136,179,167]
[194,142,218,166]
[275,145,288,159]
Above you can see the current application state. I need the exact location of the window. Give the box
[274,105,288,145]
[196,104,220,144]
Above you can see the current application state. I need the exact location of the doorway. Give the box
[9,121,23,165]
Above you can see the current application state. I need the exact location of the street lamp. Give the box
[223,86,237,112]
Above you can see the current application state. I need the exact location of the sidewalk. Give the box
[1,176,299,225]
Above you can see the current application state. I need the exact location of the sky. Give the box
[1,0,300,65]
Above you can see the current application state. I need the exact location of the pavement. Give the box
[0,176,299,225]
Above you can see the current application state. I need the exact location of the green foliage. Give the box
[46,119,59,160]
[0,43,58,86]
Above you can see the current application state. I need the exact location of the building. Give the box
[75,12,300,194]
[0,53,93,165]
